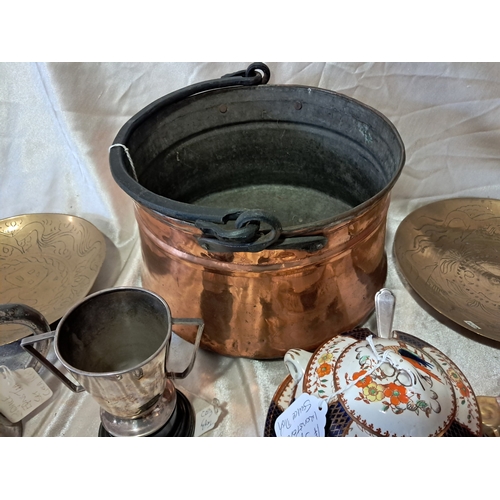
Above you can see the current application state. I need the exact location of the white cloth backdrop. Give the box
[1,62,499,436]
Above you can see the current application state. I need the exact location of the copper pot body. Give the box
[138,194,389,358]
[109,73,405,359]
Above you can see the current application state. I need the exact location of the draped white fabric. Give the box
[1,62,499,436]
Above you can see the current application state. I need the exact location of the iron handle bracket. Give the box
[196,208,327,253]
[198,234,327,253]
[196,209,282,253]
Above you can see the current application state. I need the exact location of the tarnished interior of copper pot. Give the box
[127,85,404,231]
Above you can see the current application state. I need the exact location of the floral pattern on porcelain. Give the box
[304,336,357,401]
[344,350,441,418]
[334,339,457,437]
[423,346,481,436]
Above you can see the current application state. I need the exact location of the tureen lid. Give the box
[333,336,457,437]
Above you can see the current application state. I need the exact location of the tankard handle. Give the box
[167,318,204,379]
[21,333,85,393]
[0,303,85,393]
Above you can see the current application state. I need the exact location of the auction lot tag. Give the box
[0,366,53,423]
[194,399,221,437]
[274,393,327,437]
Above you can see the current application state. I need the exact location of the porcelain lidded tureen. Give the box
[333,336,456,436]
[284,289,466,437]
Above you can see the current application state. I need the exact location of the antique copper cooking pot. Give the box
[109,63,405,359]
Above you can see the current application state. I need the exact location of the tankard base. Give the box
[98,390,195,437]
[100,382,179,437]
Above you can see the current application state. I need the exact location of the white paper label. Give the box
[274,393,327,437]
[0,367,53,423]
[194,402,221,437]
[180,388,223,437]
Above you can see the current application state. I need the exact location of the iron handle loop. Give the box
[197,209,282,253]
[194,218,258,242]
[235,209,281,231]
[246,62,271,84]
[222,62,271,85]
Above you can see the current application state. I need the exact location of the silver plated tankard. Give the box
[0,287,204,436]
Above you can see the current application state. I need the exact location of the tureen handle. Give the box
[284,348,313,399]
[375,288,396,339]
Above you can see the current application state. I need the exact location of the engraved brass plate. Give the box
[394,198,500,342]
[0,214,106,346]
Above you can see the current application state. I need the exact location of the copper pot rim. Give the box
[111,83,406,231]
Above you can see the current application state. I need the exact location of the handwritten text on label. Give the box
[274,393,327,437]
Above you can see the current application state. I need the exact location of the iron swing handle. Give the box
[110,62,271,185]
[110,62,326,253]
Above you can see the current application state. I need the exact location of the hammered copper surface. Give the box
[394,198,500,342]
[0,214,106,346]
[137,194,390,359]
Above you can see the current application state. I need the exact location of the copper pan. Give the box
[109,63,405,358]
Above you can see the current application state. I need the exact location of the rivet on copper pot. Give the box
[294,101,302,110]
[219,104,228,113]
